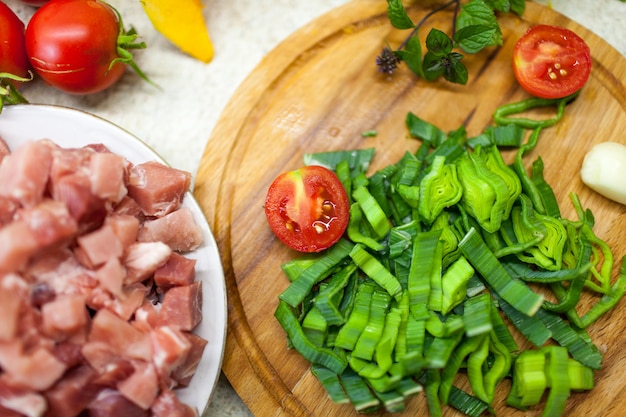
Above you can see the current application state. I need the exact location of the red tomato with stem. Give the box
[512,24,591,99]
[265,165,350,253]
[25,0,146,95]
[0,1,30,81]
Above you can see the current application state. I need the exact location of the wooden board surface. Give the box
[193,1,626,416]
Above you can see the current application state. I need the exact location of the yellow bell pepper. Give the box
[141,0,214,63]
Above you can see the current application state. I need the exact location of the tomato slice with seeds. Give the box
[513,24,591,99]
[265,165,350,253]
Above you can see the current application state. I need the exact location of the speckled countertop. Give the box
[4,0,625,416]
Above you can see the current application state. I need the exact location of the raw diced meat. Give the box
[81,341,119,374]
[17,199,78,248]
[88,388,148,417]
[133,302,159,333]
[51,342,83,368]
[0,140,52,207]
[0,136,10,162]
[158,282,202,331]
[0,274,28,341]
[153,252,196,288]
[51,173,107,228]
[151,389,198,417]
[89,152,128,203]
[127,161,191,217]
[123,242,172,284]
[77,224,124,267]
[112,196,145,219]
[0,378,47,417]
[0,221,39,272]
[28,249,98,298]
[138,207,204,252]
[107,283,148,321]
[44,365,99,417]
[150,326,191,380]
[171,332,208,387]
[41,294,89,341]
[94,258,125,298]
[88,309,152,361]
[92,358,134,388]
[0,196,18,226]
[104,214,139,250]
[0,345,67,391]
[117,360,159,410]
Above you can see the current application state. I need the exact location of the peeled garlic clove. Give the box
[580,141,626,205]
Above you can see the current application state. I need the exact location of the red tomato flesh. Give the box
[513,24,591,99]
[265,165,350,253]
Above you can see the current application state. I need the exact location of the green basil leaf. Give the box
[423,51,445,81]
[454,24,497,54]
[395,36,425,78]
[509,0,526,15]
[386,0,415,30]
[442,53,468,85]
[484,0,511,12]
[457,0,503,47]
[425,28,453,57]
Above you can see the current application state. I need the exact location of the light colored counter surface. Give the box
[4,1,625,416]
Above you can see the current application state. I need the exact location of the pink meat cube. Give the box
[104,214,140,250]
[138,207,204,252]
[88,388,148,417]
[0,346,67,391]
[0,196,18,226]
[158,281,202,331]
[44,365,99,417]
[77,224,124,267]
[88,309,152,362]
[0,378,47,417]
[41,294,88,341]
[171,332,208,387]
[0,136,10,163]
[153,252,196,288]
[0,140,52,207]
[151,389,198,417]
[123,241,172,284]
[16,199,78,248]
[0,221,39,273]
[95,257,125,298]
[0,274,28,341]
[89,152,128,203]
[117,361,159,410]
[107,283,149,321]
[52,173,108,228]
[150,326,191,378]
[126,161,191,217]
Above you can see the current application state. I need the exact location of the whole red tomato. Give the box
[25,0,144,95]
[0,1,30,81]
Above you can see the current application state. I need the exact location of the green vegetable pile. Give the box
[274,98,626,416]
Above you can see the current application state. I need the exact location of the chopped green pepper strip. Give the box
[459,228,545,316]
[493,93,577,129]
[279,239,354,307]
[418,155,463,224]
[335,282,375,351]
[310,365,349,404]
[483,331,513,402]
[274,301,347,373]
[353,288,391,361]
[463,292,493,338]
[441,256,474,315]
[506,349,547,408]
[347,203,385,251]
[467,333,491,403]
[352,186,392,240]
[542,346,570,417]
[511,127,547,214]
[530,157,561,218]
[578,256,626,328]
[350,244,402,300]
[314,263,358,326]
[439,334,486,404]
[408,229,443,319]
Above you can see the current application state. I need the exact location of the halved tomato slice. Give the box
[513,24,591,99]
[265,165,349,253]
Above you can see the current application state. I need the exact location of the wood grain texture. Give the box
[193,1,626,416]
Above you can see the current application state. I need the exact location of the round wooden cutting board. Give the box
[194,1,626,416]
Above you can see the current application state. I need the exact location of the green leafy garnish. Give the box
[377,0,525,84]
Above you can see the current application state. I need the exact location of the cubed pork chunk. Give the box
[41,294,89,341]
[153,252,196,288]
[0,345,67,391]
[89,308,152,361]
[150,326,191,380]
[0,196,18,226]
[0,378,47,417]
[0,221,39,273]
[126,161,191,217]
[87,388,148,417]
[151,389,198,417]
[94,257,125,299]
[104,214,140,250]
[107,283,148,321]
[137,207,204,252]
[77,224,124,268]
[16,199,78,248]
[51,173,107,229]
[158,281,202,331]
[123,242,172,284]
[44,365,99,417]
[0,136,10,162]
[117,361,159,410]
[89,152,128,203]
[171,332,208,387]
[0,140,52,207]
[0,274,29,340]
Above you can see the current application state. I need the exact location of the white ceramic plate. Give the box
[0,104,227,416]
